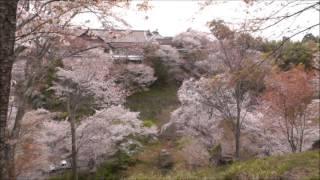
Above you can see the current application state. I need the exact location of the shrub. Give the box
[142,119,156,128]
[90,151,138,180]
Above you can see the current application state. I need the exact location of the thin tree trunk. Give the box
[67,97,78,180]
[0,1,19,179]
[70,115,78,180]
[299,111,307,152]
[234,84,242,160]
[7,98,26,180]
[235,112,241,159]
[289,125,297,153]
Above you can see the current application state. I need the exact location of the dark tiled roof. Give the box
[68,27,173,52]
[78,29,153,43]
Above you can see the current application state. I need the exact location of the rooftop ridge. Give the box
[70,26,151,33]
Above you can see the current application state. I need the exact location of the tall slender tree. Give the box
[208,20,264,159]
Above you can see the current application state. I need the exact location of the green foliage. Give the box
[208,144,221,157]
[142,118,156,127]
[258,40,279,53]
[129,134,158,146]
[302,33,319,43]
[277,42,313,70]
[127,168,215,180]
[28,58,64,110]
[89,151,138,180]
[74,103,95,120]
[151,59,171,84]
[49,172,71,180]
[259,40,315,70]
[218,150,319,180]
[173,136,193,150]
[28,57,96,120]
[157,152,174,173]
[53,111,68,121]
[50,151,139,180]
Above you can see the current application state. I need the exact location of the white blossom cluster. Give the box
[166,75,320,156]
[58,106,157,167]
[16,106,157,179]
[173,29,213,49]
[166,78,224,147]
[115,64,157,92]
[14,109,69,180]
[54,51,126,107]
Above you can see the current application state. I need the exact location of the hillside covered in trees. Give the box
[0,1,319,180]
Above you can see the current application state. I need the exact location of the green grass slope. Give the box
[127,150,320,180]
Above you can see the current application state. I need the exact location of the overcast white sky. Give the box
[72,0,320,40]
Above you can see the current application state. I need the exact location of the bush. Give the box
[50,151,138,180]
[259,40,314,70]
[142,118,156,127]
[27,58,64,110]
[90,151,138,180]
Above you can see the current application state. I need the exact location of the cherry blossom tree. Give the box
[5,35,67,179]
[14,106,156,179]
[51,47,153,179]
[13,109,70,180]
[172,30,214,78]
[171,74,253,159]
[143,30,218,82]
[167,77,223,151]
[1,1,149,178]
[51,65,122,179]
[71,106,157,168]
[110,63,157,93]
[8,37,127,180]
[207,20,265,159]
[52,68,96,180]
[173,29,212,50]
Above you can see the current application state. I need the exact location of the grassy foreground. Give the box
[127,150,319,180]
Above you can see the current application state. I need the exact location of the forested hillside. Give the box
[0,1,319,180]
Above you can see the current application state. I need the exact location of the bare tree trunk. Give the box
[70,115,78,180]
[288,127,297,153]
[235,103,241,160]
[234,83,242,160]
[235,120,241,159]
[7,98,26,180]
[298,111,307,152]
[67,97,78,180]
[290,141,297,153]
[0,1,19,179]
